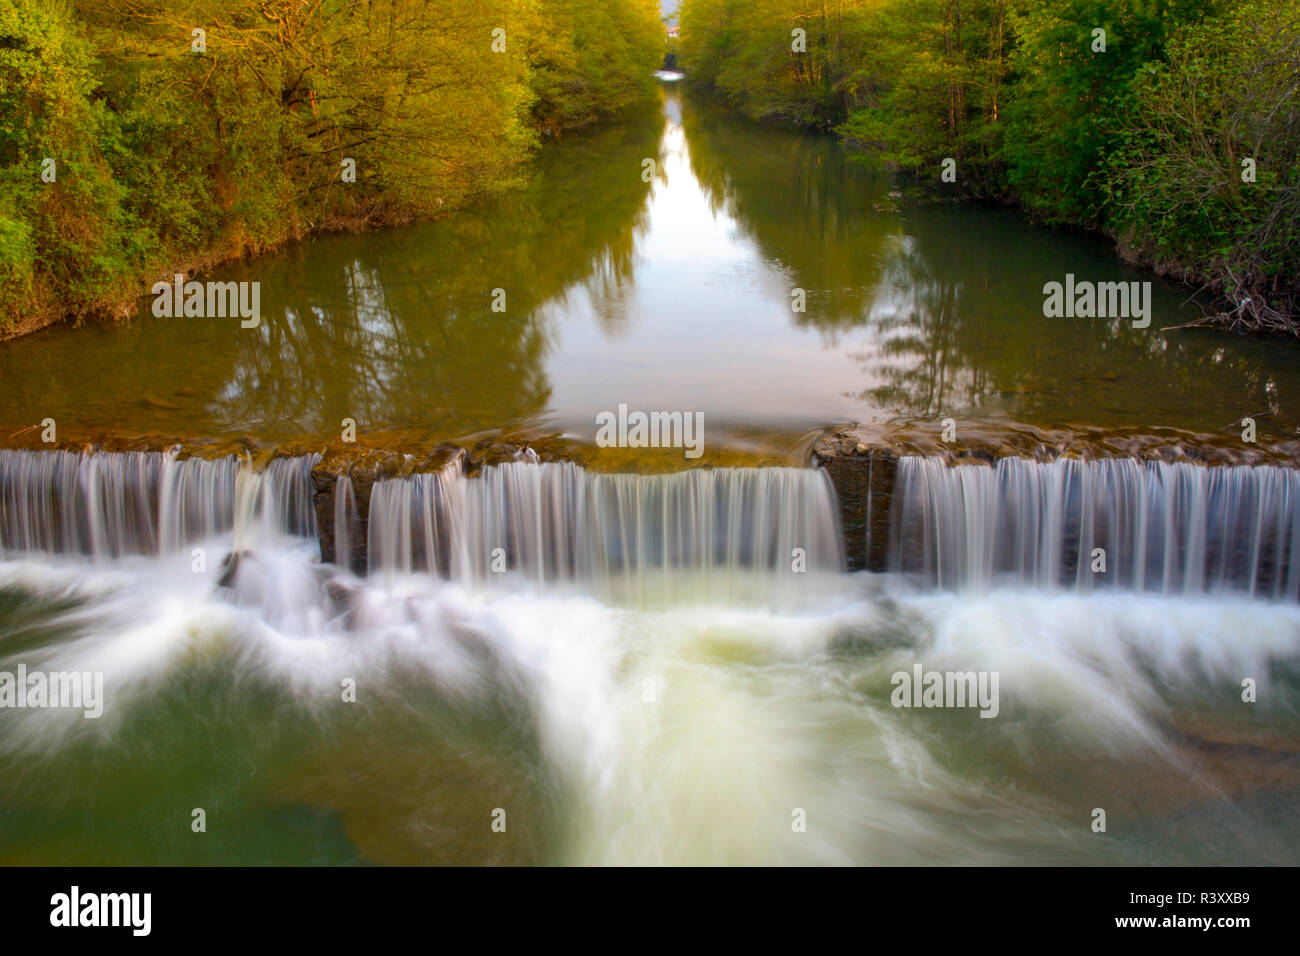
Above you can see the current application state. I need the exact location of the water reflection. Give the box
[1,83,1298,448]
[847,203,1300,432]
[681,95,895,342]
[678,87,1300,436]
[0,107,666,444]
[211,106,670,438]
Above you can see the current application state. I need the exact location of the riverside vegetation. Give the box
[679,0,1300,335]
[4,0,1297,341]
[0,0,664,338]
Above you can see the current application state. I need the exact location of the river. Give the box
[2,85,1299,451]
[0,83,1297,865]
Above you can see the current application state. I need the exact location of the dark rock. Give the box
[216,550,250,589]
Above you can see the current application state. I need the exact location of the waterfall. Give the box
[333,474,360,573]
[891,456,1300,600]
[367,461,845,598]
[232,454,319,550]
[157,454,239,554]
[367,463,463,577]
[14,447,1297,603]
[0,449,317,559]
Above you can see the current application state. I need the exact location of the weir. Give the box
[890,456,1300,599]
[366,461,844,591]
[1,445,1298,601]
[0,448,314,559]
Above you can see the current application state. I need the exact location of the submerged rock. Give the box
[216,550,250,589]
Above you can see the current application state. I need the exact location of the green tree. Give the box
[0,0,667,337]
[1104,0,1300,330]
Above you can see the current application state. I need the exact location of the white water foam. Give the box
[2,450,1298,863]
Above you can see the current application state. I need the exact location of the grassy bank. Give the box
[0,0,665,339]
[679,0,1300,336]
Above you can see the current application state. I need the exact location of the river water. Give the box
[2,85,1299,451]
[0,85,1298,865]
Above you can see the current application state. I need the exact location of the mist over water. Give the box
[1,450,1297,865]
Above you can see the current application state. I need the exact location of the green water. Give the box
[2,84,1299,452]
[2,569,1297,866]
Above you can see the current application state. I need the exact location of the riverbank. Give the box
[4,84,1298,459]
[678,0,1300,337]
[1,204,408,343]
[0,0,667,342]
[3,200,471,343]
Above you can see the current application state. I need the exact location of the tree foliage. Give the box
[0,0,664,336]
[1104,1,1300,330]
[679,0,1299,331]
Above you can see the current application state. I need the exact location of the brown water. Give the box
[3,84,1299,455]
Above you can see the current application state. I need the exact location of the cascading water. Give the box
[232,454,320,549]
[1,447,1298,865]
[333,474,360,573]
[365,461,844,604]
[0,448,317,560]
[891,456,1300,600]
[367,464,463,579]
